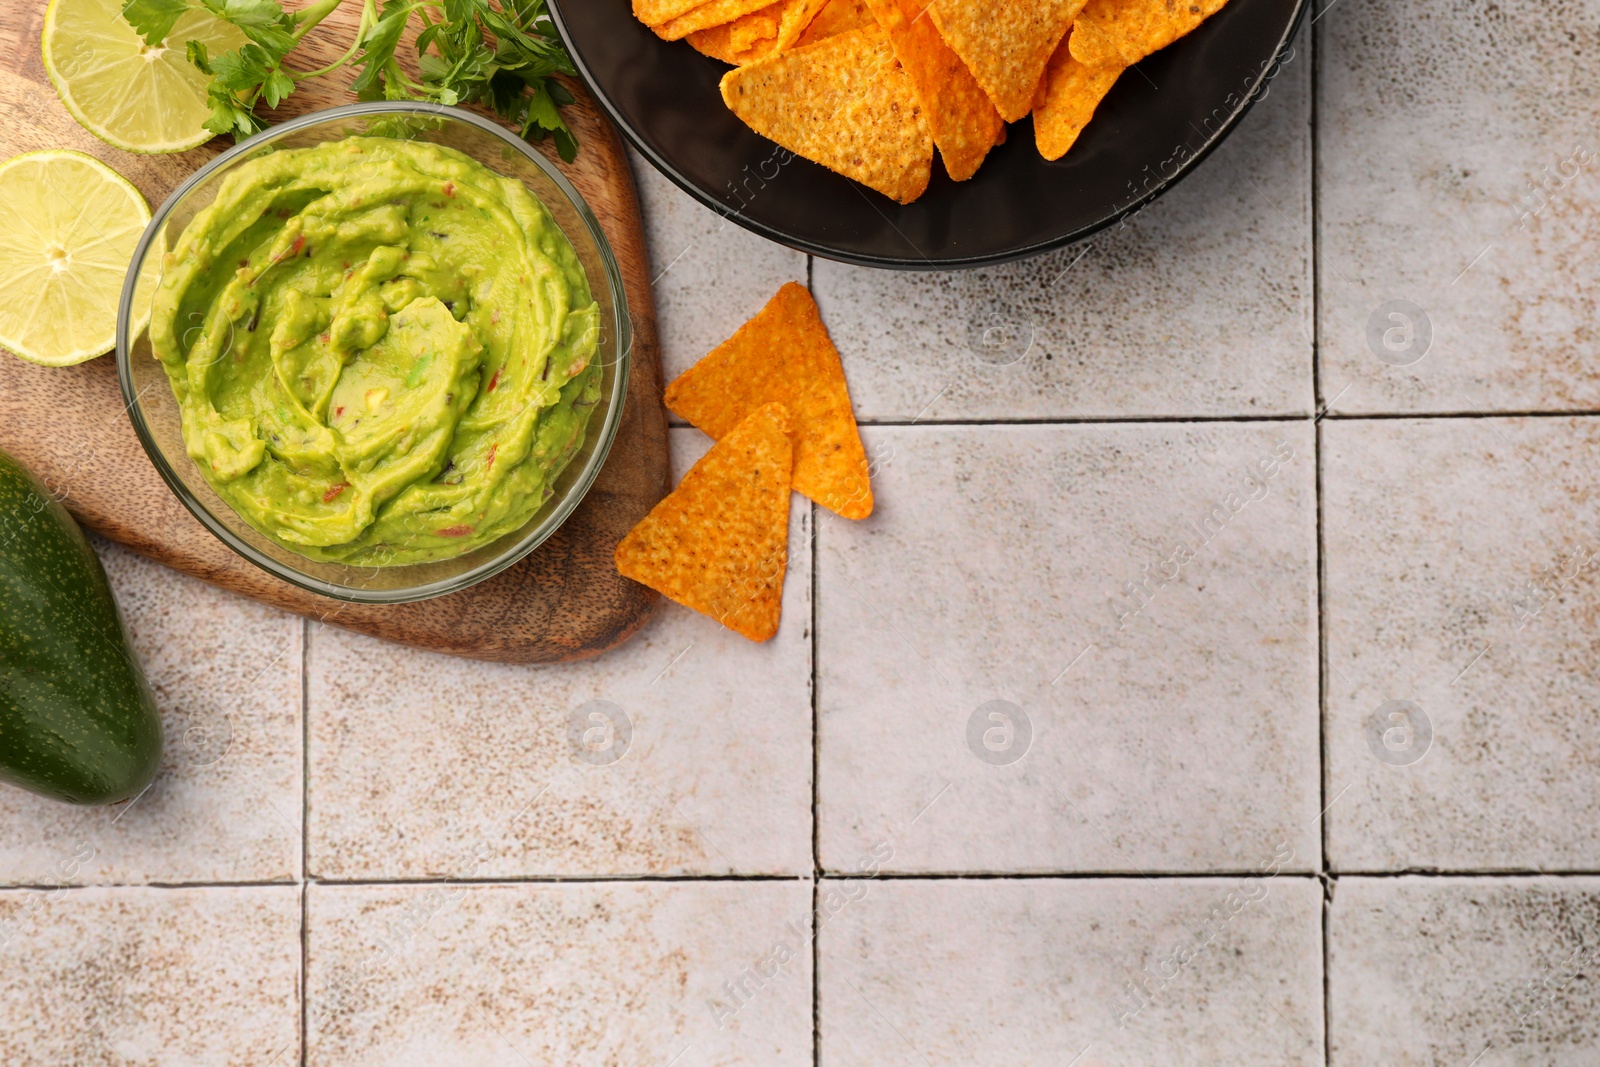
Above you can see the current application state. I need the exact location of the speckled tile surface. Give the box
[819,877,1324,1066]
[1329,877,1600,1065]
[0,539,302,886]
[305,429,813,880]
[1324,418,1600,872]
[810,27,1314,422]
[1318,0,1600,414]
[0,885,300,1065]
[816,423,1320,874]
[306,880,813,1067]
[5,4,1600,1060]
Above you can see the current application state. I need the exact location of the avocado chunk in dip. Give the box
[149,136,603,566]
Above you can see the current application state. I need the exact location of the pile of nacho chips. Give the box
[631,0,1232,201]
[615,284,871,642]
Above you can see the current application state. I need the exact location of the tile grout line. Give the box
[695,411,1600,430]
[851,409,1600,428]
[2,868,1592,894]
[1310,14,1333,1066]
[809,513,820,879]
[300,616,311,1067]
[811,878,821,1067]
[808,251,823,1067]
[299,883,309,1066]
[862,414,1314,427]
[1318,413,1334,1067]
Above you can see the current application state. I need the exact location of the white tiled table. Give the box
[5,3,1600,1063]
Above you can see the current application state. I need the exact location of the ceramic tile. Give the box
[629,148,808,392]
[1328,876,1600,1066]
[816,423,1320,874]
[307,429,812,879]
[0,538,302,885]
[1324,417,1600,871]
[819,876,1324,1066]
[0,885,300,1065]
[1318,0,1600,414]
[306,880,812,1067]
[809,27,1313,422]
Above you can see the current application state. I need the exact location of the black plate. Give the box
[549,0,1307,269]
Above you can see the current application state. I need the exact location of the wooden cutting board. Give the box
[0,4,670,663]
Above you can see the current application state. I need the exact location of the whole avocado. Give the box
[0,448,162,804]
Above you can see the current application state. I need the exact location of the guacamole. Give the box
[149,136,602,566]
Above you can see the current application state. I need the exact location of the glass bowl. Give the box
[116,103,631,604]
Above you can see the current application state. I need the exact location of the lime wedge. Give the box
[42,0,246,154]
[0,151,157,367]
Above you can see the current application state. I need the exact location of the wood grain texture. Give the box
[0,2,670,663]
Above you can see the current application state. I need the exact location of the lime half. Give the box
[43,0,246,154]
[0,151,157,367]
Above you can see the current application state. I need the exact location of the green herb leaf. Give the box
[121,0,190,46]
[186,37,213,74]
[261,69,295,108]
[204,82,263,137]
[202,0,296,54]
[351,2,413,94]
[208,43,272,92]
[205,0,291,34]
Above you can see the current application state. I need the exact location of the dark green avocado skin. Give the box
[0,449,162,804]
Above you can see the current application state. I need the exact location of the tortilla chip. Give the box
[793,0,874,47]
[635,0,707,26]
[615,403,795,642]
[1069,0,1231,68]
[1033,31,1123,161]
[721,25,933,204]
[689,6,783,62]
[688,0,829,64]
[654,0,779,41]
[665,283,874,519]
[927,0,1087,122]
[863,0,1003,181]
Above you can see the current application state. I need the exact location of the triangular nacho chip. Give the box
[1033,31,1123,161]
[665,283,874,520]
[1069,0,1231,68]
[654,0,781,41]
[865,0,1005,181]
[794,0,875,47]
[928,0,1087,122]
[689,4,786,62]
[689,0,830,65]
[635,0,707,26]
[720,25,933,204]
[615,403,795,642]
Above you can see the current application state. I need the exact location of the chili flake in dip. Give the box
[149,136,601,566]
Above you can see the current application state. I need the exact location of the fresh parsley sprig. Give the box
[119,0,579,161]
